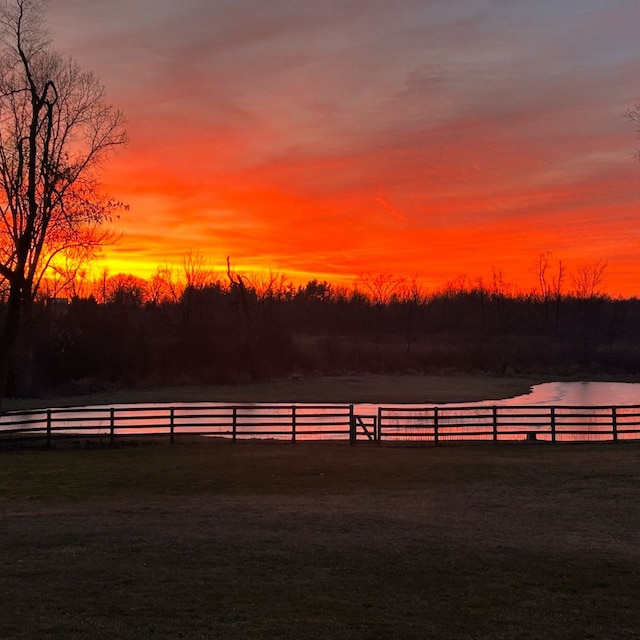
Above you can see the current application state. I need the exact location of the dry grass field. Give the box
[2,439,640,639]
[3,373,543,410]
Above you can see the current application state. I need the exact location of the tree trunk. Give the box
[0,281,24,408]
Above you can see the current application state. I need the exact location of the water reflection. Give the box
[487,381,640,408]
[373,381,640,443]
[355,381,640,414]
[3,381,640,442]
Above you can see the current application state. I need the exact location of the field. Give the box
[3,373,544,410]
[3,438,640,639]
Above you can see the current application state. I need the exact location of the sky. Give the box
[46,0,640,296]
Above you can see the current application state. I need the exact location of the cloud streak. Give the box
[46,0,640,294]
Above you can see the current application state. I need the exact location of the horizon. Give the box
[48,259,636,302]
[46,1,640,297]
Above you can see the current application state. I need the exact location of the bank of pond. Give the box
[3,381,640,447]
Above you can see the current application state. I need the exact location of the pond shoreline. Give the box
[4,373,545,410]
[6,372,639,411]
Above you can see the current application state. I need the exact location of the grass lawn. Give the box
[2,440,640,639]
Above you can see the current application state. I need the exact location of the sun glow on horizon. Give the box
[46,1,640,300]
[87,241,640,300]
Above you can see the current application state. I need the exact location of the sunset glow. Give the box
[47,1,640,296]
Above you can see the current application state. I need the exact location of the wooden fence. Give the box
[0,404,362,447]
[376,405,640,443]
[1,403,640,447]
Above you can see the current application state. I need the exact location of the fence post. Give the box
[492,406,498,442]
[291,405,296,443]
[433,407,439,446]
[612,407,618,443]
[376,406,382,444]
[550,407,556,443]
[169,407,175,445]
[110,408,115,446]
[46,409,52,449]
[232,407,237,443]
[349,404,356,445]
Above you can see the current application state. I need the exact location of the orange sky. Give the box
[48,1,640,296]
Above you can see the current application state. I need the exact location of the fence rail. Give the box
[376,405,640,443]
[1,403,640,447]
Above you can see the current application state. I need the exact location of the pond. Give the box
[3,381,640,443]
[354,380,640,414]
[364,381,640,443]
[489,381,640,408]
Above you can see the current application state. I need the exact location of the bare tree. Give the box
[536,252,552,302]
[440,274,468,298]
[0,0,126,396]
[357,273,404,349]
[397,276,425,353]
[358,273,404,306]
[246,269,291,302]
[181,250,215,291]
[106,273,147,306]
[572,259,607,366]
[627,100,640,160]
[147,266,181,306]
[572,259,607,299]
[93,267,109,305]
[226,256,250,323]
[534,252,564,334]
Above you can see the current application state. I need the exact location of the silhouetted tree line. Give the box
[4,270,640,397]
